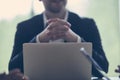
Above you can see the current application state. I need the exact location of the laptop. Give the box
[23,43,92,80]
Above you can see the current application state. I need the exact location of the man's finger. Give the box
[47,18,71,29]
[47,22,57,30]
[51,25,69,32]
[47,18,58,23]
[47,18,59,26]
[51,32,65,40]
[56,19,71,27]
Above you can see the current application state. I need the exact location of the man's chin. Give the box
[49,9,62,13]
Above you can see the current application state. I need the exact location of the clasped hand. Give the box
[38,18,78,42]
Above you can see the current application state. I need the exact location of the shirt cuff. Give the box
[36,34,40,43]
[76,35,81,43]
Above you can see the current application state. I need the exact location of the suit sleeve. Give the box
[81,19,109,77]
[8,23,37,73]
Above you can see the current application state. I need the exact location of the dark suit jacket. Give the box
[9,12,109,78]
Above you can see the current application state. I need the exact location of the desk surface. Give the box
[92,77,120,80]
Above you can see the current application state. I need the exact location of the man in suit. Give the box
[9,0,109,78]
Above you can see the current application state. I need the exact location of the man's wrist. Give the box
[65,29,81,42]
[36,32,50,43]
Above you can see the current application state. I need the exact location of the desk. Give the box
[92,77,120,80]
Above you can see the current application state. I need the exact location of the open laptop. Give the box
[23,43,92,80]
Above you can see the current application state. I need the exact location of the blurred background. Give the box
[0,0,120,77]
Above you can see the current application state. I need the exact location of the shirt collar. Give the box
[43,10,69,27]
